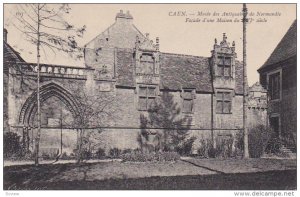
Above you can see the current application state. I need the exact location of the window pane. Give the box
[147,97,155,109]
[148,87,156,96]
[140,62,154,74]
[217,65,224,76]
[139,97,147,110]
[217,56,223,65]
[139,87,147,96]
[183,99,193,113]
[224,66,231,77]
[224,92,231,100]
[223,101,231,113]
[216,101,223,113]
[216,92,223,100]
[182,91,193,99]
[269,72,280,100]
[224,57,231,65]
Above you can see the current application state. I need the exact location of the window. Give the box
[268,72,281,100]
[217,56,231,77]
[182,89,194,113]
[137,54,154,74]
[138,86,156,111]
[216,91,232,114]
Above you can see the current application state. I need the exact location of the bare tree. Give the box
[65,83,120,163]
[7,4,86,165]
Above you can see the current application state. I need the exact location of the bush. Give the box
[197,135,241,159]
[95,148,106,159]
[215,136,234,159]
[4,132,23,159]
[121,151,180,162]
[197,138,213,158]
[109,148,122,158]
[175,137,196,156]
[265,134,282,154]
[249,125,271,158]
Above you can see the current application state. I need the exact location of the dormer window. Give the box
[137,54,154,75]
[217,56,231,77]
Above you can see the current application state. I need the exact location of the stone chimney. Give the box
[4,28,8,42]
[115,10,133,23]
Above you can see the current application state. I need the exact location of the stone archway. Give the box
[19,82,79,126]
[19,82,80,155]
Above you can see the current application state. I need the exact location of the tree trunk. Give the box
[34,3,41,166]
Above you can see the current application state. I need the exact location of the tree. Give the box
[65,83,120,163]
[139,92,194,155]
[7,4,86,165]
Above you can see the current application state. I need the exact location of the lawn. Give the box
[3,158,297,190]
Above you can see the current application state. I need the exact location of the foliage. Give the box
[175,137,196,156]
[197,134,242,159]
[215,136,234,158]
[95,148,106,159]
[139,92,192,154]
[121,151,180,162]
[64,84,119,163]
[248,125,271,158]
[265,134,282,154]
[4,132,23,159]
[109,148,122,158]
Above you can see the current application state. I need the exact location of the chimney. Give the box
[4,28,8,42]
[115,10,133,23]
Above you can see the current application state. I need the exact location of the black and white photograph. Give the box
[2,2,297,192]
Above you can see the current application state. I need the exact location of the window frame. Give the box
[267,69,282,101]
[216,91,232,114]
[217,56,232,78]
[138,85,157,111]
[182,89,195,114]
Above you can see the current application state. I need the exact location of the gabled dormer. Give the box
[211,33,236,91]
[134,34,160,85]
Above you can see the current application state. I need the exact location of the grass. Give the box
[3,158,297,190]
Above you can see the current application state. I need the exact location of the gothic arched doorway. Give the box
[19,82,79,157]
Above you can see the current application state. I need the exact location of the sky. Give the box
[4,4,296,85]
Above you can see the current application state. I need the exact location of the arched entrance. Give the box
[19,82,80,156]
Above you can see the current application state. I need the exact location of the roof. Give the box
[4,41,26,63]
[115,49,246,94]
[258,20,296,71]
[249,82,267,93]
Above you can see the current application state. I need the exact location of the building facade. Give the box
[4,10,266,155]
[258,20,297,152]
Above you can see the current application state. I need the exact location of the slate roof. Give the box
[258,20,296,71]
[4,41,26,63]
[159,53,212,92]
[115,49,246,94]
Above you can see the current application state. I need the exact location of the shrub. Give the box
[121,151,180,162]
[95,148,106,159]
[122,149,132,154]
[249,125,271,158]
[109,148,122,158]
[265,134,282,154]
[197,138,214,158]
[175,137,196,156]
[215,136,234,159]
[4,132,23,159]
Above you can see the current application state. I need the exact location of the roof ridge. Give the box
[160,52,208,59]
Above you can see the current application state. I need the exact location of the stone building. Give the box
[247,82,267,128]
[258,20,297,152]
[4,10,266,155]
